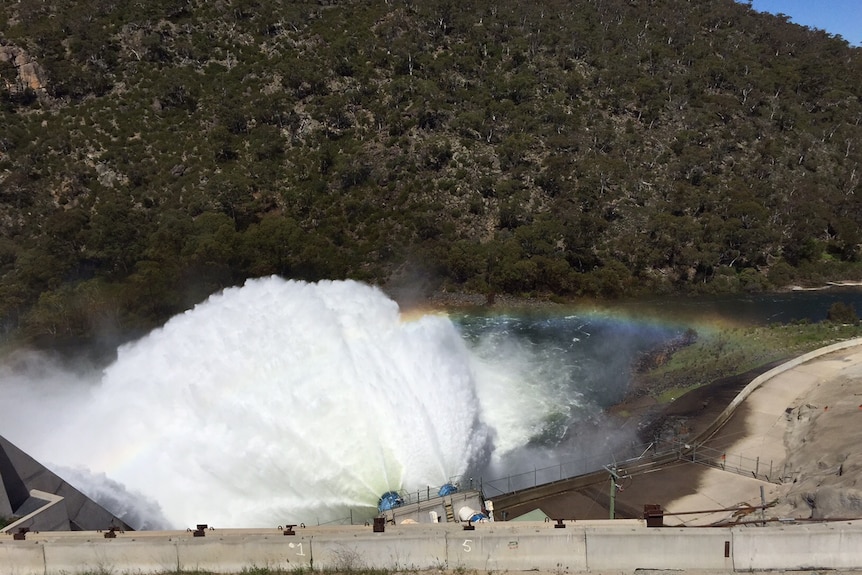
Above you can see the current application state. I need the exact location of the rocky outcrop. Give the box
[0,43,47,93]
[773,377,862,519]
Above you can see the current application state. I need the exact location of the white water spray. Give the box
[1,277,603,528]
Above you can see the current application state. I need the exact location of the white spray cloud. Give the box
[2,278,497,528]
[1,277,675,529]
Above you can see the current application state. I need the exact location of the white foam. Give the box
[14,278,499,527]
[1,277,604,529]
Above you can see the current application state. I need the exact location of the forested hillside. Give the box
[1,0,861,346]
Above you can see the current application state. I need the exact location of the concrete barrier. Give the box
[4,520,862,574]
[733,523,862,571]
[43,538,178,575]
[177,534,308,574]
[313,530,447,571]
[585,526,734,571]
[447,525,588,572]
[0,541,44,575]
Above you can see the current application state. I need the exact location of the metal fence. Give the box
[320,438,781,526]
[478,438,783,499]
[681,442,782,484]
[319,478,484,526]
[479,439,679,497]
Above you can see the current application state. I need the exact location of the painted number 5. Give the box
[462,539,472,553]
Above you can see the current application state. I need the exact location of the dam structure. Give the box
[0,434,130,534]
[4,338,862,573]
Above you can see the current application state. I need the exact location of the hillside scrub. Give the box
[631,319,862,404]
[1,0,862,346]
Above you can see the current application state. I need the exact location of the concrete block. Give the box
[586,527,733,571]
[446,526,588,572]
[733,524,862,571]
[313,531,447,571]
[0,542,45,575]
[177,534,312,574]
[42,538,178,574]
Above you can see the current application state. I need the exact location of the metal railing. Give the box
[311,438,781,526]
[480,439,680,497]
[480,438,783,501]
[397,480,475,507]
[681,442,781,484]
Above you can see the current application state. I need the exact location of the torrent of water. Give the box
[0,277,674,529]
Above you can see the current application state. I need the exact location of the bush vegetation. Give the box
[635,320,862,403]
[1,0,862,346]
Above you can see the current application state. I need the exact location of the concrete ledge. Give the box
[4,490,69,534]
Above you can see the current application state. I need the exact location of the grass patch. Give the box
[638,321,862,402]
[656,385,701,404]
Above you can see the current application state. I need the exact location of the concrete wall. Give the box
[698,337,862,444]
[177,534,309,574]
[732,522,862,571]
[0,542,44,575]
[43,539,178,575]
[586,526,733,571]
[3,521,862,575]
[447,527,588,572]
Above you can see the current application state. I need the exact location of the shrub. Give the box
[826,302,858,324]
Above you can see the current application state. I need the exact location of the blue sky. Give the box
[743,1,862,46]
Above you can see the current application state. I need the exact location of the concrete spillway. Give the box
[1,434,130,533]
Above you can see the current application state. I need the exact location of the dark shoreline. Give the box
[619,359,790,445]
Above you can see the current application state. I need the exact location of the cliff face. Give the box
[0,43,46,92]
